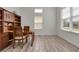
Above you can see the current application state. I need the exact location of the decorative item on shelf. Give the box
[8,23,13,30]
[8,23,12,26]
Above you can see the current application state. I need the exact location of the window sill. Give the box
[71,31,79,34]
[61,28,70,32]
[61,28,79,34]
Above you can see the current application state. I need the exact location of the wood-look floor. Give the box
[1,35,79,52]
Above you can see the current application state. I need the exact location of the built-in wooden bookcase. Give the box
[0,7,21,50]
[0,8,9,50]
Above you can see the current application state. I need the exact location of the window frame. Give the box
[61,7,79,33]
[34,8,43,29]
[61,7,71,31]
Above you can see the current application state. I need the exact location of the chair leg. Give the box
[31,39,34,46]
[13,40,15,48]
[18,40,20,46]
[31,32,34,46]
[21,39,23,48]
[26,36,28,43]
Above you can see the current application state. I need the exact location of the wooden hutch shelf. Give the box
[0,7,21,50]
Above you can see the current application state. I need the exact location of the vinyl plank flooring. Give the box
[1,35,79,52]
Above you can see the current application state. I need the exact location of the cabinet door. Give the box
[0,33,3,50]
[2,33,9,49]
[0,26,2,33]
[0,34,1,50]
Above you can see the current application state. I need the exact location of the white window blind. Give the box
[34,16,43,29]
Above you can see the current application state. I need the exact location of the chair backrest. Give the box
[23,26,30,35]
[14,26,23,37]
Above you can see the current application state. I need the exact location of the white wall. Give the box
[19,7,34,30]
[19,7,57,35]
[56,8,79,48]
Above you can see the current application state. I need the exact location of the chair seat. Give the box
[14,36,26,39]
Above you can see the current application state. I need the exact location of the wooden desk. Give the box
[28,31,35,46]
[23,30,35,46]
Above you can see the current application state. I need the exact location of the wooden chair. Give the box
[13,26,26,48]
[23,26,35,46]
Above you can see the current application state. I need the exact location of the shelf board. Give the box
[3,31,13,33]
[14,21,21,23]
[0,20,13,22]
[3,21,14,23]
[7,31,13,32]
